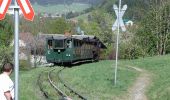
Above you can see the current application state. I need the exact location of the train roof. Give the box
[46,34,107,49]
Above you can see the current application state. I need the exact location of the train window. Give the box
[73,40,76,47]
[54,40,64,49]
[76,41,78,47]
[74,40,78,47]
[47,40,53,49]
[78,40,80,47]
[66,40,72,48]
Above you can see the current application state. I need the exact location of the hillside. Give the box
[30,0,104,14]
[30,0,103,6]
[32,3,90,14]
[98,0,150,21]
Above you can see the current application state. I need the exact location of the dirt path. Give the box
[127,66,151,100]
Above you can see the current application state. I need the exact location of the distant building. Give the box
[125,20,133,26]
[51,13,62,18]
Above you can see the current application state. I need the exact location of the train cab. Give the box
[45,36,74,64]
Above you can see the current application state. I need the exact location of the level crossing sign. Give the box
[0,0,34,21]
[112,3,127,85]
[112,4,127,32]
[0,0,12,20]
[17,0,34,21]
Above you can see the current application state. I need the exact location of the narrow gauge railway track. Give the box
[38,71,49,99]
[49,68,87,100]
[38,69,60,100]
[38,67,87,100]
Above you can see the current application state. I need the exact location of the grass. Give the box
[18,68,47,100]
[32,3,90,14]
[11,60,138,100]
[123,55,170,100]
[61,60,138,99]
[11,67,51,100]
[11,55,170,100]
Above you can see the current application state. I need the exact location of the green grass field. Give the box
[61,61,138,99]
[16,61,137,100]
[32,3,90,14]
[13,54,170,100]
[125,55,170,100]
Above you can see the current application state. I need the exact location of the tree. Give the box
[0,15,13,63]
[0,15,13,46]
[48,18,72,34]
[136,1,170,56]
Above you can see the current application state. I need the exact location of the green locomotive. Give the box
[45,34,106,65]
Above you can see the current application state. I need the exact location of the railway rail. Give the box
[37,66,87,100]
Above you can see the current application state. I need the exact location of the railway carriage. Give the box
[45,34,106,65]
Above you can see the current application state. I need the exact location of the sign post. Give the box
[112,0,127,85]
[0,0,34,99]
[14,0,19,99]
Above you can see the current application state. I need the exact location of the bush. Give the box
[0,46,13,64]
[19,60,31,71]
[119,42,143,59]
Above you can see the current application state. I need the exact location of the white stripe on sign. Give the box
[20,0,30,14]
[0,0,8,14]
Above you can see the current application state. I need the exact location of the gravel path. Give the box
[128,66,151,100]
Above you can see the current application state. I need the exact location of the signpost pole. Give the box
[114,0,122,85]
[14,0,19,99]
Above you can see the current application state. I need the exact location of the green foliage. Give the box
[0,15,13,46]
[19,60,31,71]
[20,17,73,35]
[136,2,170,56]
[48,18,72,34]
[0,45,13,64]
[120,41,143,59]
[78,9,115,59]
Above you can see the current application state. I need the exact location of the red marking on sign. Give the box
[0,0,12,20]
[17,0,34,21]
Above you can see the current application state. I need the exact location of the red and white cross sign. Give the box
[0,0,12,20]
[17,0,34,21]
[0,0,34,21]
